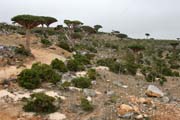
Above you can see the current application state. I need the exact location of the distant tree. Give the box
[116,33,128,40]
[64,20,83,46]
[81,26,96,35]
[176,38,180,41]
[111,30,120,35]
[11,15,43,52]
[41,16,57,27]
[170,42,179,51]
[94,25,102,32]
[145,33,150,39]
[128,45,145,63]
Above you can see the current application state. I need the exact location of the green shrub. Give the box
[57,41,72,52]
[41,39,52,46]
[51,58,68,73]
[14,45,31,56]
[31,63,61,84]
[125,62,138,75]
[18,69,40,89]
[73,54,91,65]
[67,59,85,72]
[18,63,61,89]
[23,93,57,113]
[87,69,97,80]
[159,76,167,86]
[145,72,157,82]
[173,71,180,77]
[80,98,94,111]
[72,77,91,88]
[161,67,174,76]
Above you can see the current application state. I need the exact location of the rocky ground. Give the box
[0,34,179,120]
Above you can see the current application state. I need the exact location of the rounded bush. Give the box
[72,77,91,88]
[18,69,40,89]
[80,98,94,111]
[51,58,68,73]
[23,93,57,113]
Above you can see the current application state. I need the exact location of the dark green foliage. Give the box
[72,77,91,88]
[67,59,85,72]
[23,93,57,113]
[80,98,94,111]
[73,54,91,65]
[41,39,52,46]
[18,69,41,89]
[94,25,102,32]
[51,58,68,73]
[87,69,97,80]
[18,62,61,89]
[31,63,61,84]
[125,62,138,75]
[116,33,128,39]
[11,15,43,29]
[145,71,157,82]
[14,45,31,56]
[81,26,96,34]
[57,41,72,52]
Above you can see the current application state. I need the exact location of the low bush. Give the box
[72,77,91,88]
[31,63,61,84]
[18,69,40,89]
[14,45,31,56]
[80,98,94,111]
[124,62,138,75]
[18,62,61,89]
[57,41,72,52]
[41,39,52,47]
[23,93,57,113]
[87,69,97,80]
[67,59,85,72]
[51,58,68,73]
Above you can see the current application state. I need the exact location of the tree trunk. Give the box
[25,29,31,53]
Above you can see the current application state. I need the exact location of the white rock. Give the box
[69,87,82,92]
[146,85,164,97]
[45,91,60,99]
[75,71,87,77]
[87,96,92,102]
[48,112,66,120]
[32,89,46,93]
[94,66,109,71]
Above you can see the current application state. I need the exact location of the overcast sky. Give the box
[0,0,180,39]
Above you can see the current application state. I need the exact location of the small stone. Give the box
[135,114,143,119]
[83,89,96,97]
[48,112,66,120]
[117,104,134,116]
[162,96,170,103]
[146,85,164,97]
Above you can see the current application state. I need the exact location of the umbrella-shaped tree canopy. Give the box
[41,16,57,27]
[11,15,43,29]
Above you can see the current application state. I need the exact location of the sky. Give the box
[0,0,180,39]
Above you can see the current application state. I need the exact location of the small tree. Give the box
[170,42,179,51]
[116,33,128,40]
[145,33,150,39]
[128,45,145,64]
[11,15,43,52]
[94,25,102,32]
